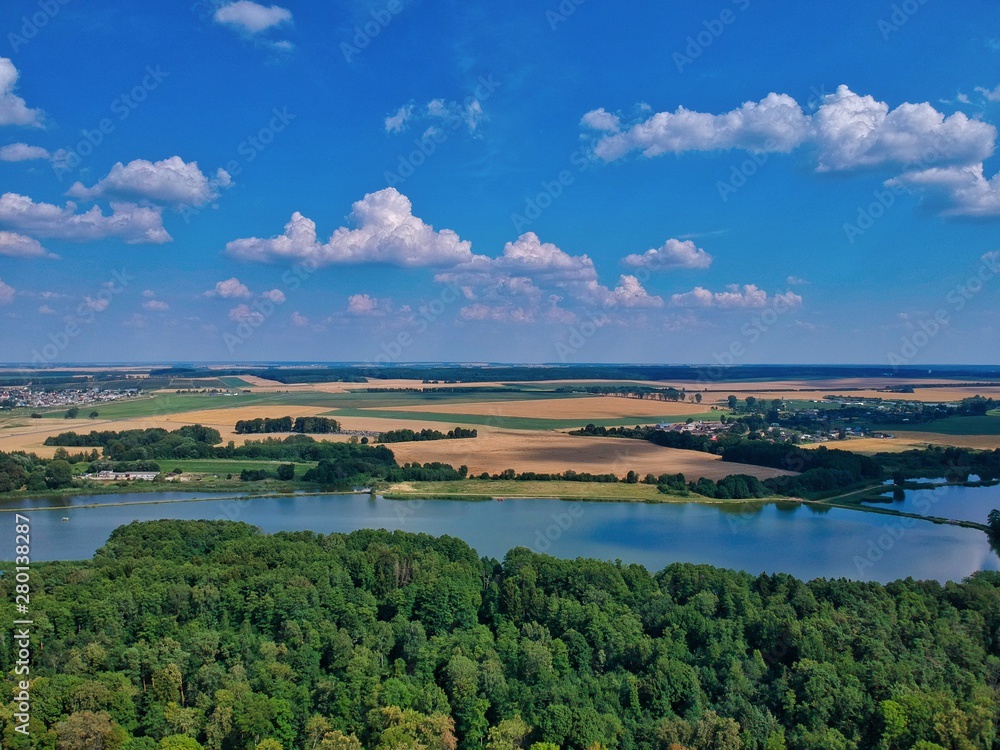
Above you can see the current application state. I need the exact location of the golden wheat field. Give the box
[387,428,794,481]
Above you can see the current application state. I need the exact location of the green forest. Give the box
[2,521,998,750]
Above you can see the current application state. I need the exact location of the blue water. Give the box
[2,492,997,583]
[865,482,1000,525]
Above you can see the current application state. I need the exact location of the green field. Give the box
[385,479,674,501]
[71,392,283,420]
[325,407,721,431]
[167,459,318,476]
[883,415,1000,436]
[218,376,254,388]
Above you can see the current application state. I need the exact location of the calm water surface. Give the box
[864,482,1000,524]
[3,492,998,583]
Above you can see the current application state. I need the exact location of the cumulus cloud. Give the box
[261,288,285,303]
[0,193,170,243]
[786,275,808,285]
[386,98,485,135]
[37,304,56,315]
[0,58,43,127]
[290,311,309,327]
[887,163,1000,217]
[586,86,994,171]
[226,188,476,267]
[67,157,233,207]
[586,92,810,161]
[209,277,251,298]
[0,143,49,161]
[229,303,264,324]
[143,299,169,311]
[606,275,664,308]
[0,231,56,258]
[81,295,110,313]
[214,1,292,33]
[0,279,13,305]
[346,293,390,316]
[811,86,994,172]
[670,284,802,309]
[584,85,1000,216]
[580,108,620,133]
[623,238,712,270]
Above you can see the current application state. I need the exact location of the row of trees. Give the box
[377,428,478,443]
[1,521,997,749]
[234,417,341,435]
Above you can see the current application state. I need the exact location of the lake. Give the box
[3,492,998,583]
[865,482,1000,524]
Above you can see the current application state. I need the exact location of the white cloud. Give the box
[459,303,537,324]
[210,277,251,298]
[229,303,264,324]
[386,98,485,135]
[0,193,170,243]
[0,231,56,258]
[0,143,49,161]
[385,105,414,133]
[67,156,232,207]
[0,279,13,305]
[214,1,292,33]
[786,275,808,285]
[588,93,810,161]
[580,108,620,133]
[142,289,156,297]
[812,86,994,172]
[975,84,1000,102]
[586,85,995,172]
[143,299,169,311]
[226,188,477,267]
[606,275,664,308]
[347,293,388,316]
[887,163,1000,217]
[290,311,309,327]
[670,284,802,309]
[37,304,55,315]
[0,59,43,127]
[261,288,285,303]
[623,238,712,270]
[585,85,1000,217]
[80,296,110,313]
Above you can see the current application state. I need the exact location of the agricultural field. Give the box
[386,428,793,481]
[385,479,672,502]
[3,374,1000,475]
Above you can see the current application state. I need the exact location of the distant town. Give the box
[0,387,143,411]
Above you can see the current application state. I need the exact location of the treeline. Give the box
[234,416,341,434]
[0,450,75,492]
[44,425,223,460]
[556,384,690,401]
[1,521,997,750]
[377,427,478,443]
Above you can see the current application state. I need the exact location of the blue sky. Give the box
[1,0,999,365]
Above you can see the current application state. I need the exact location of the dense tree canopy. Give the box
[1,521,997,750]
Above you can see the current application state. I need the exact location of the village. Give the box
[0,386,142,411]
